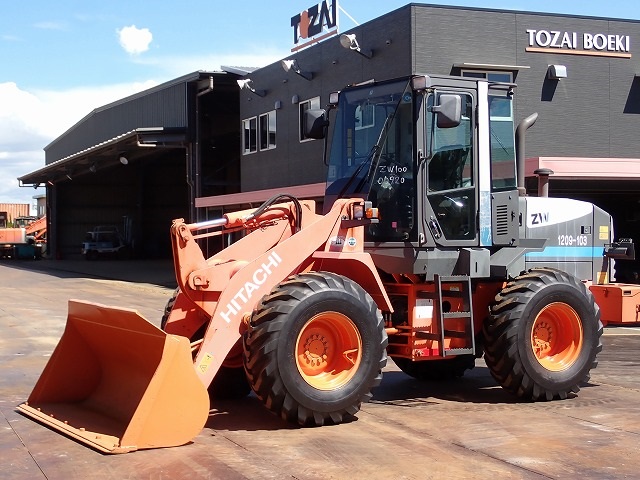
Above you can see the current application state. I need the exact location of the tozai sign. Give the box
[525,28,632,58]
[291,0,338,52]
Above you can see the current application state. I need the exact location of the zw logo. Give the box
[530,212,549,225]
[379,164,408,174]
[291,1,337,45]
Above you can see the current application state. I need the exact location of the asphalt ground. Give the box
[1,257,639,479]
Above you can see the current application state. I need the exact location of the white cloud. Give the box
[0,80,157,205]
[33,21,67,31]
[117,25,152,55]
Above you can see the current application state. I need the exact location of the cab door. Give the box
[422,91,478,247]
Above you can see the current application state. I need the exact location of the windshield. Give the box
[326,79,416,240]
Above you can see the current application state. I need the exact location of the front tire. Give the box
[243,272,388,426]
[483,268,602,401]
[161,288,251,399]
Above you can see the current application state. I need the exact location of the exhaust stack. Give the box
[515,112,538,197]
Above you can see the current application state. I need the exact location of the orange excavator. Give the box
[25,215,47,244]
[18,74,634,453]
[0,215,45,259]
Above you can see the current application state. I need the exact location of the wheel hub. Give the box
[532,320,553,355]
[295,311,362,390]
[531,302,584,372]
[302,334,329,368]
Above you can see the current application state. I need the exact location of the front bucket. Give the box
[17,300,210,454]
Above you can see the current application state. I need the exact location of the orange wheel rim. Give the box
[531,302,584,371]
[295,311,362,390]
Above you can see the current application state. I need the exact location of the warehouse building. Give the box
[19,3,640,265]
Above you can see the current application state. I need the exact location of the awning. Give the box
[18,127,186,186]
[526,157,640,179]
[453,62,530,71]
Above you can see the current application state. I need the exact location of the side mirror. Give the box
[432,94,461,129]
[303,109,328,139]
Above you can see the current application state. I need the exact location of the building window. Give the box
[299,96,320,142]
[461,71,515,123]
[259,111,276,150]
[461,70,513,119]
[242,117,257,154]
[461,70,513,83]
[355,103,375,130]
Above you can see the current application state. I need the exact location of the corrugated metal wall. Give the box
[45,82,189,164]
[0,204,30,226]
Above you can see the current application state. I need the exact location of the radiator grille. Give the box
[495,205,509,236]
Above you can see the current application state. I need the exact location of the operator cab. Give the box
[320,78,416,242]
[308,74,518,249]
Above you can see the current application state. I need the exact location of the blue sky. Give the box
[2,1,640,206]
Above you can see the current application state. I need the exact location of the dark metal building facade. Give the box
[20,72,241,258]
[212,3,640,259]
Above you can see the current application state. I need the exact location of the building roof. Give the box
[18,127,185,186]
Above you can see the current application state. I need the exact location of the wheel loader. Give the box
[17,74,634,453]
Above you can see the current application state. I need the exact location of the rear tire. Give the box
[243,272,388,426]
[483,268,602,401]
[392,355,475,381]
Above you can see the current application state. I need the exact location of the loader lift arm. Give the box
[17,196,392,453]
[164,196,393,392]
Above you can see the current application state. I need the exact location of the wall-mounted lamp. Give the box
[547,64,567,80]
[47,180,54,186]
[339,33,373,59]
[281,59,313,80]
[237,78,266,97]
[119,155,129,165]
[89,163,97,173]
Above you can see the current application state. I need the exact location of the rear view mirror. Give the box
[432,94,461,129]
[303,109,329,139]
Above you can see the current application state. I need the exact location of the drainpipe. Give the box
[515,112,538,197]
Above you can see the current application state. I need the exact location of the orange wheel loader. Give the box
[18,74,634,453]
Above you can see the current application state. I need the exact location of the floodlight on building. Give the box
[339,33,372,59]
[89,163,97,173]
[281,59,313,81]
[119,156,129,165]
[237,78,266,97]
[547,64,567,80]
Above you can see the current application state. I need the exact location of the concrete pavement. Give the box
[1,258,640,479]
